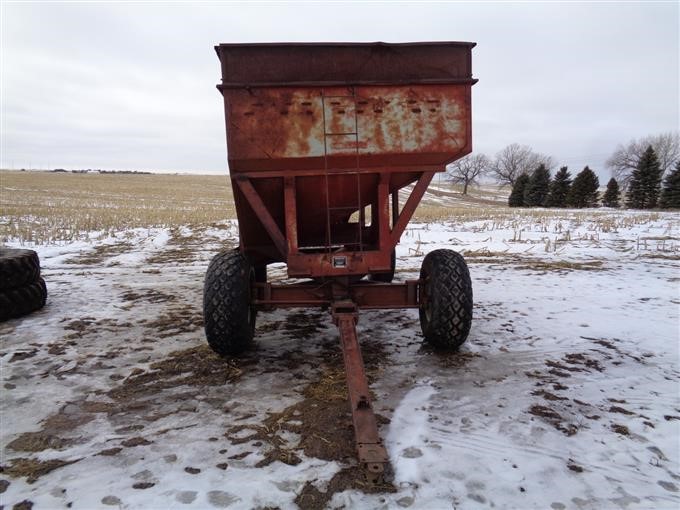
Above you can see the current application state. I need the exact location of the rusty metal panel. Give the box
[223,84,472,172]
[225,88,324,162]
[216,42,476,88]
[356,85,469,157]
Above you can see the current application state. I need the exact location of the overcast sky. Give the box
[1,1,678,180]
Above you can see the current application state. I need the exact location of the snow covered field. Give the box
[1,207,679,509]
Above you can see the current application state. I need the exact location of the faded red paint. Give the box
[223,84,471,170]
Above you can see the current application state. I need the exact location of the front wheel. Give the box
[419,249,473,350]
[203,250,256,356]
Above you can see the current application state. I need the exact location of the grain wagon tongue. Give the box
[205,42,476,480]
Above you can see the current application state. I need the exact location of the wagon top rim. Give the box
[214,41,477,50]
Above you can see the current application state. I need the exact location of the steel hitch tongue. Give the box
[331,301,389,481]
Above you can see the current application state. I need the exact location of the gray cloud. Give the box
[2,2,678,180]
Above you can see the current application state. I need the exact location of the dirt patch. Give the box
[5,401,99,454]
[120,288,178,304]
[528,405,577,436]
[138,307,203,338]
[529,404,563,421]
[63,317,97,333]
[225,338,396,500]
[545,360,582,373]
[582,336,646,364]
[224,365,353,467]
[9,350,38,362]
[108,345,242,404]
[6,432,76,453]
[295,467,396,510]
[544,352,604,376]
[611,424,630,436]
[121,437,152,447]
[567,460,584,473]
[641,253,680,261]
[517,260,605,273]
[563,352,604,372]
[97,448,122,456]
[62,317,133,340]
[1,458,80,484]
[464,253,606,273]
[146,246,196,264]
[65,242,133,265]
[5,345,245,462]
[145,227,209,264]
[532,389,568,401]
[132,482,155,490]
[609,406,635,416]
[430,349,482,368]
[283,310,327,339]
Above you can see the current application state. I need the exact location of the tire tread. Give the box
[0,248,41,290]
[419,249,473,350]
[0,277,47,322]
[203,250,255,356]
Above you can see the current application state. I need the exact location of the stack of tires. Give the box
[0,248,47,322]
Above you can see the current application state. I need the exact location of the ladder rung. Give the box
[328,206,360,211]
[324,132,357,136]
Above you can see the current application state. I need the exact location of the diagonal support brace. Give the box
[332,301,388,479]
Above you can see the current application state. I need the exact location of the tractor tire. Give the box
[0,277,47,322]
[369,249,396,283]
[419,249,473,350]
[0,248,40,291]
[203,250,256,356]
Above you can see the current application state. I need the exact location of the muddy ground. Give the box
[1,220,679,509]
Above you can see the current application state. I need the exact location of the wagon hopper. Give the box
[205,42,477,479]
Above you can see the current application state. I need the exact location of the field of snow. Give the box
[1,202,679,509]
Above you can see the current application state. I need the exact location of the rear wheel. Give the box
[203,250,256,356]
[419,249,473,350]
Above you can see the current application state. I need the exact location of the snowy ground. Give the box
[1,209,679,509]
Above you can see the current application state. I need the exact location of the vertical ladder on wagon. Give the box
[321,90,364,254]
[321,90,389,481]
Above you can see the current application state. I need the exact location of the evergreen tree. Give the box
[568,166,600,208]
[508,173,530,207]
[602,178,621,208]
[626,146,663,209]
[659,160,680,209]
[547,166,572,207]
[523,164,551,207]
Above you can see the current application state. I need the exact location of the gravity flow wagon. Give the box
[204,42,477,479]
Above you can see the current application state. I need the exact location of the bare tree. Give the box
[446,153,490,194]
[606,132,680,189]
[491,143,554,186]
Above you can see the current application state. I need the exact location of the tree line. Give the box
[446,132,680,209]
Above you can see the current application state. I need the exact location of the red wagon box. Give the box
[215,42,476,277]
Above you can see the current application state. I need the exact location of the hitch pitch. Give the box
[332,302,389,480]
